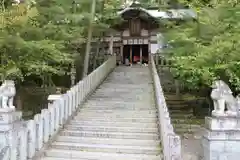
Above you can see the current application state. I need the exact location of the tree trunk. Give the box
[93,38,101,70]
[82,0,96,77]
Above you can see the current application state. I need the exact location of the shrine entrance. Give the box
[123,44,148,64]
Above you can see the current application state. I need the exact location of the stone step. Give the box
[172,119,204,125]
[106,74,150,77]
[75,112,157,118]
[69,120,158,128]
[85,101,154,106]
[100,84,151,87]
[103,82,151,84]
[92,92,152,95]
[90,94,153,97]
[60,130,159,140]
[93,89,153,93]
[166,100,187,105]
[173,124,201,129]
[96,88,152,91]
[81,106,156,111]
[85,99,155,103]
[175,129,195,135]
[55,136,160,147]
[174,126,201,134]
[73,116,157,123]
[170,114,193,119]
[98,86,152,89]
[100,82,151,86]
[89,98,154,102]
[44,149,162,160]
[104,77,150,79]
[169,110,190,114]
[168,105,190,110]
[86,99,153,102]
[80,108,156,112]
[40,157,79,160]
[90,96,153,101]
[93,92,154,97]
[94,90,153,93]
[64,124,158,133]
[81,107,156,112]
[51,142,161,155]
[82,103,155,109]
[76,109,157,114]
[164,94,184,101]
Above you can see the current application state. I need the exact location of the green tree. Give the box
[163,1,240,92]
[0,0,122,85]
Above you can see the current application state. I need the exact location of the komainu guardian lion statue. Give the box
[0,80,16,109]
[211,80,239,116]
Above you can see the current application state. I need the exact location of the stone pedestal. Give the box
[0,108,22,160]
[202,116,240,160]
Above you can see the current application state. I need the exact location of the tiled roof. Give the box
[118,7,197,19]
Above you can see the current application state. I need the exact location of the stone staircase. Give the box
[157,66,204,137]
[39,66,162,160]
[165,94,204,137]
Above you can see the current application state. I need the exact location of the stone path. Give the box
[39,66,162,160]
[182,128,204,160]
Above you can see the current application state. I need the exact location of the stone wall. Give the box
[0,55,116,160]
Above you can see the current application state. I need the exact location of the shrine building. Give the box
[102,1,196,64]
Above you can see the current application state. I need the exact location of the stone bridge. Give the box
[0,55,239,160]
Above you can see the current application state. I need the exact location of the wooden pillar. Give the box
[120,44,123,63]
[109,34,113,55]
[130,45,132,63]
[148,42,151,64]
[175,80,180,97]
[156,54,159,65]
[140,45,142,64]
[161,58,164,66]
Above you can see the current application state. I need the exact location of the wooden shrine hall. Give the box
[101,1,196,65]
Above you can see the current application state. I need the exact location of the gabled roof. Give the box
[118,7,196,19]
[118,0,197,19]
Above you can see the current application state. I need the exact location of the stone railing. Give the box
[0,55,116,160]
[150,55,182,160]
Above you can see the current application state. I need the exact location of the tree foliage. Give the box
[0,0,121,86]
[163,0,240,92]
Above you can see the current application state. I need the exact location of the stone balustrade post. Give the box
[54,102,59,132]
[0,108,22,160]
[47,103,55,136]
[18,126,27,160]
[71,88,75,112]
[76,86,79,107]
[26,120,36,158]
[42,109,50,143]
[67,91,71,115]
[48,94,63,131]
[34,114,43,150]
[167,134,181,160]
[71,90,74,113]
[59,98,64,126]
[63,94,68,122]
[202,116,240,160]
[72,88,76,112]
[77,83,81,105]
[79,82,83,103]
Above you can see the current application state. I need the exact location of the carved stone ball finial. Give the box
[0,80,16,109]
[210,80,239,117]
